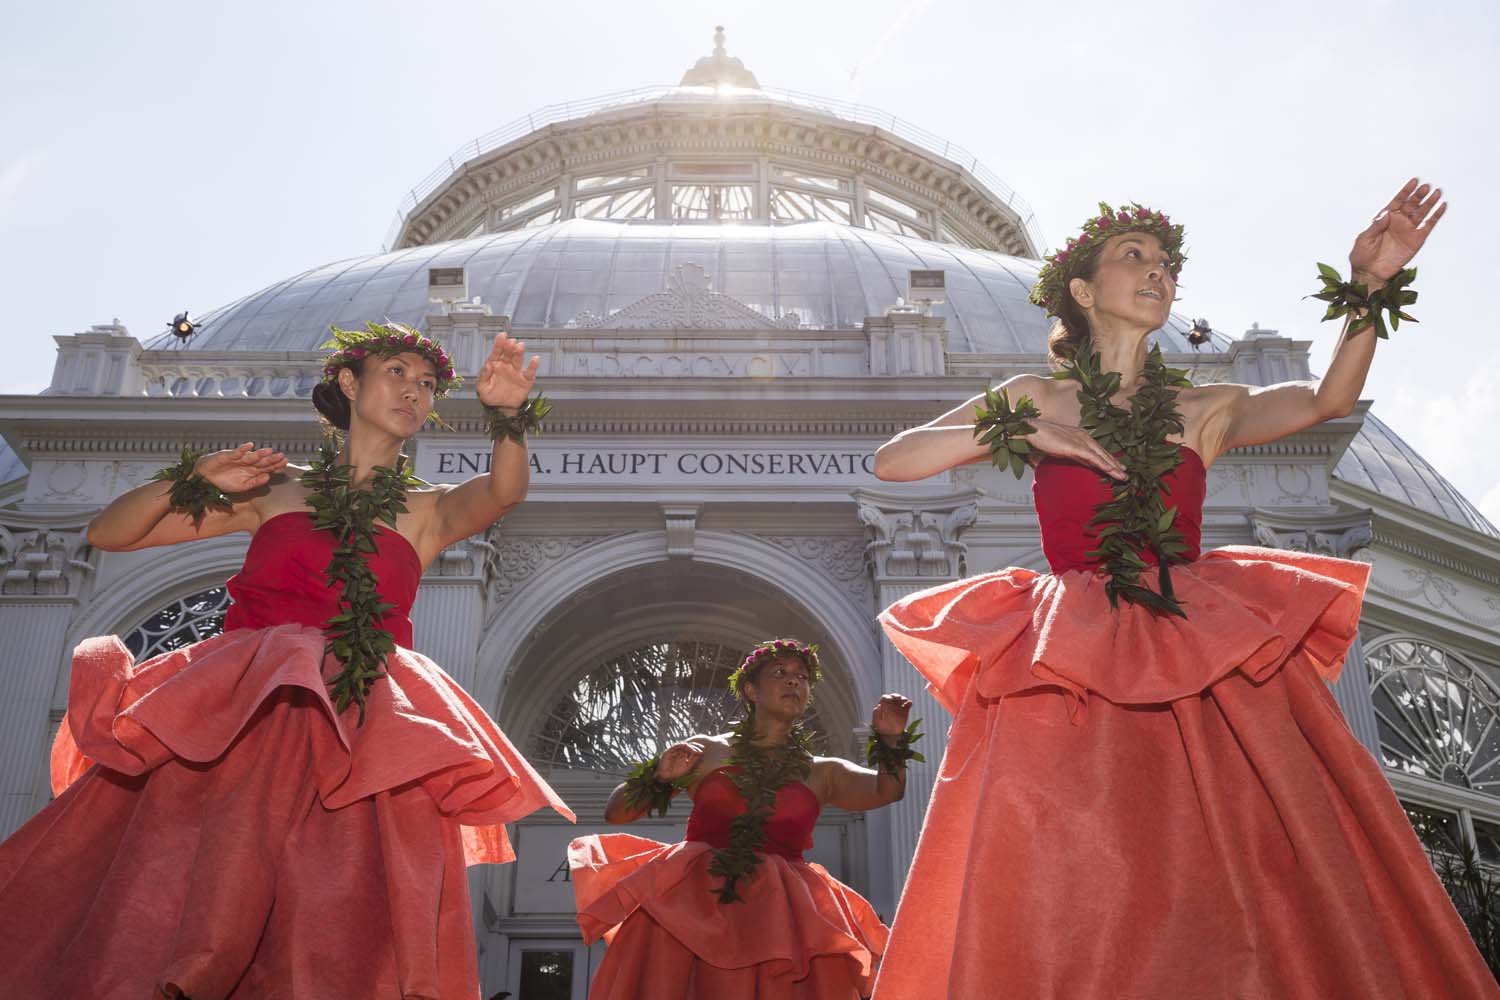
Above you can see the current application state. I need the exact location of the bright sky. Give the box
[3,0,1497,524]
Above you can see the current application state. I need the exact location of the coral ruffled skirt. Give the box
[0,625,573,1000]
[570,833,888,999]
[873,546,1499,999]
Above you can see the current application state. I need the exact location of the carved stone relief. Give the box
[0,525,93,597]
[759,534,872,604]
[858,500,978,580]
[483,532,614,605]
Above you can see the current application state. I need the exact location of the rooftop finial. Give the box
[680,24,760,89]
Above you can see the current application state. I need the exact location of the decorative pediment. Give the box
[570,263,801,330]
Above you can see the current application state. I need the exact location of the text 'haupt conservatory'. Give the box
[1,29,1497,998]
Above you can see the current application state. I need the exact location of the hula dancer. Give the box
[870,181,1497,998]
[569,639,919,999]
[0,323,573,999]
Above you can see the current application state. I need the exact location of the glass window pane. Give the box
[1399,800,1462,854]
[1474,818,1500,863]
[575,166,652,191]
[518,949,574,1000]
[573,187,655,221]
[865,186,930,225]
[671,184,754,222]
[122,586,231,659]
[497,188,558,221]
[771,167,848,192]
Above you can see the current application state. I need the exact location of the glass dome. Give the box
[144,219,1224,356]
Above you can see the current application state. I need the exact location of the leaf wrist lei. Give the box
[301,437,425,723]
[973,387,1041,480]
[710,715,816,904]
[1310,264,1418,339]
[483,394,552,444]
[152,448,233,525]
[1050,341,1195,617]
[866,720,926,776]
[620,757,692,818]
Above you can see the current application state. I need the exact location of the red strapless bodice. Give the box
[1031,445,1206,574]
[683,767,820,861]
[223,511,421,647]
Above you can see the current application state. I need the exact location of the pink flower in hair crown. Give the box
[318,321,463,399]
[1028,200,1188,317]
[727,639,823,701]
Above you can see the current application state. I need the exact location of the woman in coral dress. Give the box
[0,323,573,999]
[870,181,1500,998]
[569,640,918,999]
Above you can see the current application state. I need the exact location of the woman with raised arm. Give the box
[870,182,1500,998]
[0,322,574,999]
[568,639,916,999]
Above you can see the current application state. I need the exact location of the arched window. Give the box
[1367,636,1500,793]
[529,639,830,776]
[121,585,230,659]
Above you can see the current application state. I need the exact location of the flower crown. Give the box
[319,321,460,398]
[1029,202,1187,317]
[727,639,822,701]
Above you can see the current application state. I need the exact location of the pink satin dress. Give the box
[570,765,889,999]
[0,511,574,1000]
[873,446,1499,999]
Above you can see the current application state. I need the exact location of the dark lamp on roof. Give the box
[168,311,199,340]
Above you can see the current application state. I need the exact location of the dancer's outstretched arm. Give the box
[1195,178,1445,459]
[824,694,914,811]
[428,332,542,548]
[873,376,1127,483]
[603,737,710,824]
[86,443,288,551]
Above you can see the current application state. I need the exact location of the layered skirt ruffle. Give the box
[0,625,574,1000]
[569,833,888,999]
[873,545,1500,999]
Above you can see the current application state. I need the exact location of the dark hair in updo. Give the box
[310,360,364,431]
[1045,252,1103,366]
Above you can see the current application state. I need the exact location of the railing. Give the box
[380,84,1045,253]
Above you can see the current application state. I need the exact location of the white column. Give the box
[410,534,488,692]
[0,523,92,838]
[855,491,979,897]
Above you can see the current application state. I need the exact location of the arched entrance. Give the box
[472,537,882,994]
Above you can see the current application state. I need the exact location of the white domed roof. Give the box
[144,219,1223,355]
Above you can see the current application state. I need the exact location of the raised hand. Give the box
[655,740,706,782]
[1023,419,1129,481]
[871,693,914,741]
[194,443,287,494]
[475,332,540,410]
[1350,178,1446,284]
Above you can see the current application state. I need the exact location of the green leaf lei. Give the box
[708,715,816,904]
[973,387,1041,480]
[866,720,926,777]
[152,448,233,525]
[483,394,552,445]
[620,756,692,818]
[300,437,425,723]
[1310,264,1418,340]
[1051,340,1196,618]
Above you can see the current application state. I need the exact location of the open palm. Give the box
[1350,178,1446,282]
[475,332,540,409]
[196,443,287,493]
